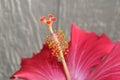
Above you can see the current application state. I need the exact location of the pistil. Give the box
[40,14,71,80]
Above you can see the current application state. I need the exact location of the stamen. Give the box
[40,14,71,80]
[46,30,69,57]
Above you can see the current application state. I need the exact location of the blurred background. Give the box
[0,0,120,79]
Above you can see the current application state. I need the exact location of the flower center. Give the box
[46,30,69,58]
[40,14,69,59]
[40,14,71,80]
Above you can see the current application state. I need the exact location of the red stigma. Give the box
[46,20,51,25]
[51,17,57,22]
[40,16,46,22]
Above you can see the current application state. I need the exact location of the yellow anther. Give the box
[58,30,63,33]
[46,30,69,56]
[54,29,57,33]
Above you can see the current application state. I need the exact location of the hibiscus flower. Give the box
[11,14,120,80]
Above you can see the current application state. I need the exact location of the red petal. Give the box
[87,42,120,80]
[11,23,117,80]
[11,44,66,80]
[65,24,115,79]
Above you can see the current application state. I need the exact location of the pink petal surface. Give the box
[11,44,66,80]
[87,42,120,80]
[65,24,115,80]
